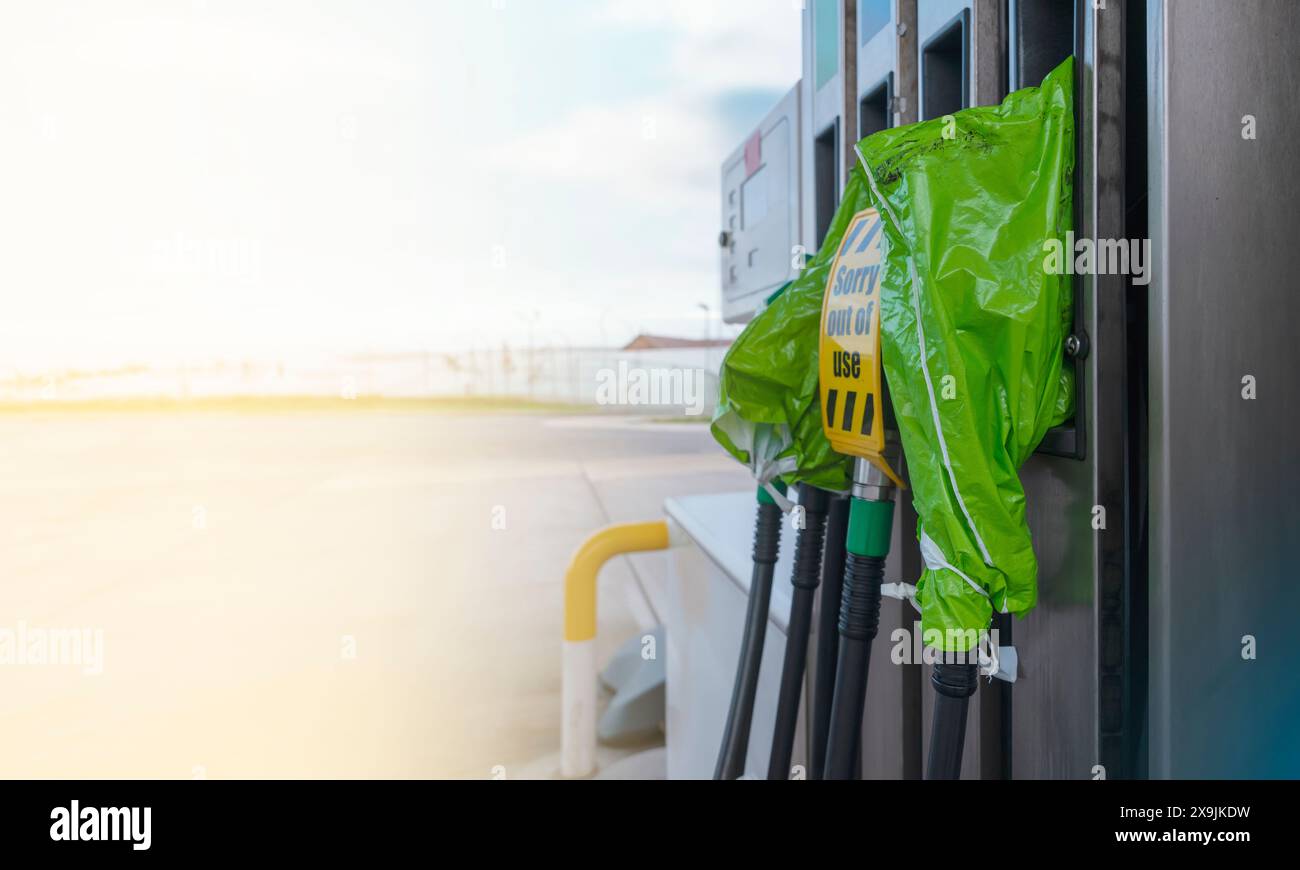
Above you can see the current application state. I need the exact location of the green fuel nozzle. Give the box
[822,454,898,779]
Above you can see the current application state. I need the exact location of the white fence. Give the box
[0,346,726,414]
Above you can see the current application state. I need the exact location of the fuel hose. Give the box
[925,657,979,780]
[809,494,850,779]
[766,485,831,779]
[714,483,784,779]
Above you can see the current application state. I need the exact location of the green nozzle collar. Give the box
[847,497,894,557]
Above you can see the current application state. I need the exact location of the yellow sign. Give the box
[818,208,904,488]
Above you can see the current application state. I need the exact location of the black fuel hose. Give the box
[822,550,886,779]
[766,486,831,779]
[925,658,979,780]
[714,491,783,779]
[809,495,849,779]
[996,612,1012,779]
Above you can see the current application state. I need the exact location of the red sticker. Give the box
[744,130,762,177]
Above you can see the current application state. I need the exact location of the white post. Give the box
[560,639,597,777]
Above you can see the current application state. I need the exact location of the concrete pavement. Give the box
[0,410,751,778]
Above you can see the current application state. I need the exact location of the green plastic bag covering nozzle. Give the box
[856,57,1076,652]
[711,172,876,497]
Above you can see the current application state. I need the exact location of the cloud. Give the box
[463,0,803,346]
[596,0,802,92]
[479,98,725,210]
[479,1,800,204]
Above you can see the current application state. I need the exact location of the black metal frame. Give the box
[814,118,842,249]
[859,72,895,140]
[1034,1,1088,462]
[1083,0,1143,781]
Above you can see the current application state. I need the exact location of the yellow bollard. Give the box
[561,520,671,778]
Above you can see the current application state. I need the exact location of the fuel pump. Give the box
[816,207,906,780]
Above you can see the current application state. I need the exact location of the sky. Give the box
[0,0,802,370]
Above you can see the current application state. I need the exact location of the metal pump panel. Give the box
[719,85,802,324]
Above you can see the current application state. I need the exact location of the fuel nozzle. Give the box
[822,453,898,779]
[814,205,906,779]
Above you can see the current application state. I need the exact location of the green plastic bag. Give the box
[711,173,875,496]
[857,58,1075,651]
